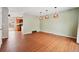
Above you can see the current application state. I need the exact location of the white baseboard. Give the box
[23,30,76,39]
[41,31,76,39]
[23,31,40,35]
[23,32,32,34]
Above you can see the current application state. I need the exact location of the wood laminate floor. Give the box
[0,31,79,52]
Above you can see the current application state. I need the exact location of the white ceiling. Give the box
[8,7,76,17]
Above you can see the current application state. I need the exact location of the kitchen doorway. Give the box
[8,16,23,32]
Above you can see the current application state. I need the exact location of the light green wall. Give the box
[23,8,79,38]
[23,14,40,34]
[40,8,79,37]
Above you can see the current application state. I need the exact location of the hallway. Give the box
[0,31,79,52]
[1,31,24,52]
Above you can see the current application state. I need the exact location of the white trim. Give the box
[41,31,76,39]
[0,44,1,48]
[23,30,40,35]
[0,41,2,48]
[23,30,76,39]
[23,32,32,34]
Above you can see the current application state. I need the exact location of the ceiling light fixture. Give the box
[8,14,10,17]
[39,12,43,20]
[53,7,59,18]
[45,10,49,19]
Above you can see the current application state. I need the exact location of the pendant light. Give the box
[39,12,43,20]
[8,14,10,17]
[45,10,49,19]
[53,7,59,18]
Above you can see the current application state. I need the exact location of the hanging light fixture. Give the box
[39,12,43,20]
[8,14,10,17]
[45,10,49,19]
[53,7,59,18]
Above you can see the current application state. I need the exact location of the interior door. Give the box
[77,15,79,43]
[0,7,2,47]
[0,28,2,48]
